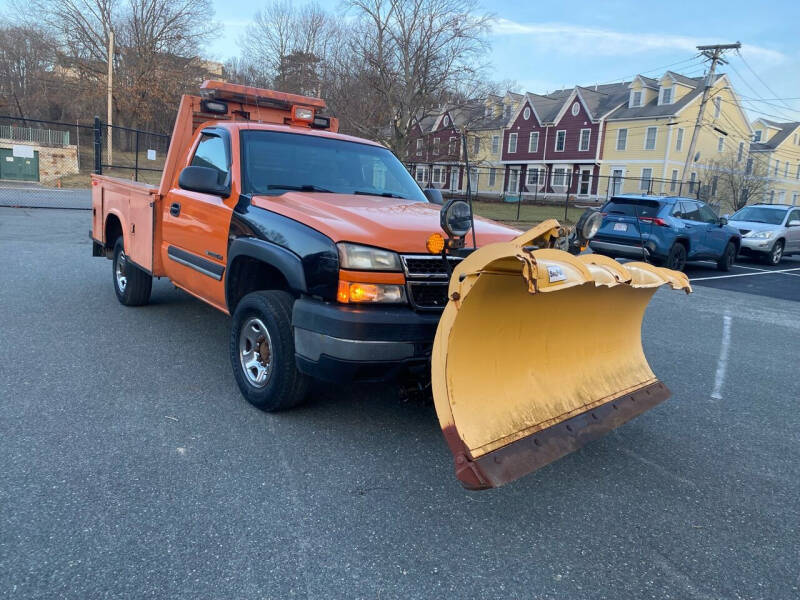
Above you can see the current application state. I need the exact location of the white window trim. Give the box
[508,132,518,154]
[491,136,500,154]
[737,141,744,162]
[488,168,497,187]
[676,128,684,151]
[670,169,679,192]
[448,136,456,155]
[528,131,539,153]
[644,126,658,151]
[659,87,673,105]
[433,138,440,154]
[630,89,642,108]
[717,137,725,152]
[473,138,480,155]
[555,130,566,152]
[754,130,762,142]
[640,168,653,191]
[577,168,592,196]
[616,128,628,151]
[551,167,568,187]
[714,97,721,119]
[579,128,591,152]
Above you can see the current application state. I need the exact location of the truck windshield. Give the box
[730,206,786,225]
[241,130,428,202]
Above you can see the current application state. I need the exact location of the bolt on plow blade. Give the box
[431,226,691,490]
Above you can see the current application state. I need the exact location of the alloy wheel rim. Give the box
[772,244,782,263]
[239,317,273,388]
[116,251,128,292]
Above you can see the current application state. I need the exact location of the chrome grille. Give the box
[401,255,462,279]
[401,254,463,311]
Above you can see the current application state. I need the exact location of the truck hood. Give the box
[728,220,781,234]
[250,192,521,253]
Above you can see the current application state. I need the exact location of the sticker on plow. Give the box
[547,265,566,283]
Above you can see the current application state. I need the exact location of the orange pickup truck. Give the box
[91,81,519,411]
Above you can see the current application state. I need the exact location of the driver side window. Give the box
[787,210,800,225]
[680,201,702,222]
[191,134,229,185]
[697,203,718,223]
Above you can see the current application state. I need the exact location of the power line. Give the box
[725,60,799,122]
[736,51,797,112]
[586,54,705,87]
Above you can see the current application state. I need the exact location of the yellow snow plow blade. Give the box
[431,221,691,490]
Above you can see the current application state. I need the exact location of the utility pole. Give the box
[680,42,741,188]
[107,30,114,166]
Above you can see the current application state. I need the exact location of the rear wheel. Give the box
[716,242,736,272]
[763,240,784,265]
[665,243,687,271]
[229,290,309,411]
[112,238,152,306]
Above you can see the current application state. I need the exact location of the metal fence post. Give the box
[134,130,140,182]
[93,116,102,175]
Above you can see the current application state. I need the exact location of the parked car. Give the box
[589,194,741,271]
[727,203,800,265]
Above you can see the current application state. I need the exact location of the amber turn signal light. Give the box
[426,233,445,254]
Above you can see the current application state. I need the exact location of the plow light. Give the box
[441,199,472,239]
[291,106,314,122]
[576,209,603,242]
[426,233,445,254]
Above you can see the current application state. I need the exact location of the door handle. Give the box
[170,202,181,217]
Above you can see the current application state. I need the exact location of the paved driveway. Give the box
[1,208,798,599]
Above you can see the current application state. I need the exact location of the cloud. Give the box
[491,18,786,64]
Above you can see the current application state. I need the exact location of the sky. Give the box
[206,0,800,124]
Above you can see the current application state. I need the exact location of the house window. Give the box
[552,167,567,186]
[711,175,718,197]
[768,190,775,203]
[630,90,642,107]
[754,130,762,142]
[491,136,500,154]
[737,141,744,162]
[523,106,531,120]
[660,87,673,105]
[793,192,799,204]
[689,172,697,193]
[714,97,721,119]
[746,158,753,174]
[775,160,780,176]
[443,115,450,127]
[433,138,440,154]
[795,133,799,145]
[785,162,790,178]
[504,104,511,119]
[670,169,678,192]
[528,131,539,153]
[797,164,800,179]
[571,102,580,116]
[416,139,423,156]
[489,168,496,187]
[448,137,456,156]
[415,166,427,182]
[717,137,725,152]
[579,129,591,151]
[640,168,653,191]
[526,168,541,186]
[432,167,442,184]
[555,130,566,152]
[508,133,518,153]
[644,127,658,150]
[616,128,628,151]
[469,167,477,189]
[473,137,480,155]
[676,128,684,151]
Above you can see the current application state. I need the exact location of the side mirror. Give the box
[424,188,444,205]
[788,220,800,227]
[178,166,229,196]
[718,217,728,226]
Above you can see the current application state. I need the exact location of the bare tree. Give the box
[0,24,57,118]
[330,0,491,154]
[703,150,771,212]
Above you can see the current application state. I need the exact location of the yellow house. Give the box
[749,118,800,205]
[599,71,752,205]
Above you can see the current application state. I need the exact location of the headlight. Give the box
[337,281,406,304]
[745,230,774,239]
[440,199,472,238]
[337,243,402,271]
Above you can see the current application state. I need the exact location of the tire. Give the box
[229,290,309,411]
[112,237,152,306]
[763,240,784,266]
[665,242,687,271]
[716,242,736,272]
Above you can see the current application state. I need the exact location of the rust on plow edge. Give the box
[445,380,671,490]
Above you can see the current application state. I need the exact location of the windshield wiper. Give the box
[353,190,408,199]
[267,184,334,193]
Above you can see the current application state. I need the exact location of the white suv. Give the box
[728,204,800,265]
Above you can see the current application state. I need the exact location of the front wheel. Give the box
[665,243,687,271]
[716,242,736,272]
[112,237,152,306]
[229,290,309,411]
[763,240,784,266]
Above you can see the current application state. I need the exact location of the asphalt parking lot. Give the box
[1,207,799,600]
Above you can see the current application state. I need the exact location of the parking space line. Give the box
[690,267,800,281]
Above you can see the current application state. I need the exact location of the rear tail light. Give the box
[638,216,668,227]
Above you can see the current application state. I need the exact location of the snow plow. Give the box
[431,215,691,490]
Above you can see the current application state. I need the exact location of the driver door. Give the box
[697,202,727,258]
[160,129,235,312]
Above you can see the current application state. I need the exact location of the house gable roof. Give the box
[750,121,800,152]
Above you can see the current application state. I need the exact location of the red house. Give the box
[501,84,629,199]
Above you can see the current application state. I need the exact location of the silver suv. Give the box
[727,204,800,265]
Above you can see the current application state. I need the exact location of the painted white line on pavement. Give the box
[690,267,800,281]
[711,311,732,400]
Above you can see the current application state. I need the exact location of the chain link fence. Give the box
[0,115,169,209]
